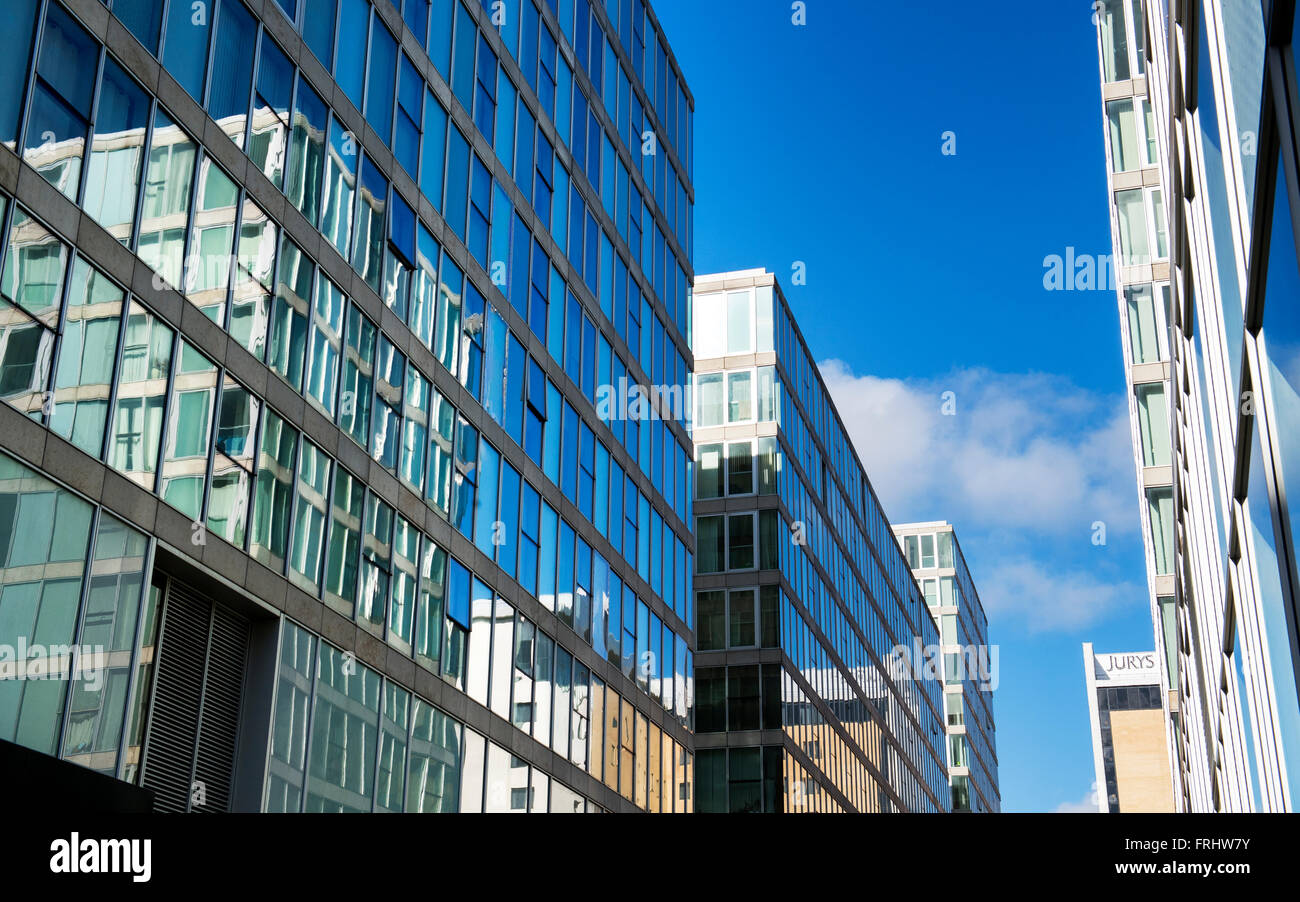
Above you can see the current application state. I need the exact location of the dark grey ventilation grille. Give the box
[140,578,249,813]
[193,606,249,813]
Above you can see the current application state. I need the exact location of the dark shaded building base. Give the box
[0,738,154,813]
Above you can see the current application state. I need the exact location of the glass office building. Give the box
[0,0,696,812]
[690,270,949,813]
[894,521,1000,812]
[1094,0,1300,811]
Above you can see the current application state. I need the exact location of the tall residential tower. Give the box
[1094,0,1300,811]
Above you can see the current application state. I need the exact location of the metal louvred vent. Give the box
[139,578,249,813]
[193,606,249,813]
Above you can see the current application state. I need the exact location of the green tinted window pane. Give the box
[289,439,330,593]
[109,304,172,489]
[3,206,68,327]
[251,410,298,571]
[139,112,196,292]
[84,59,150,244]
[51,258,124,457]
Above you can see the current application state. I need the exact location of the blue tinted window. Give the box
[287,75,327,225]
[257,33,294,121]
[497,461,520,577]
[444,124,470,241]
[475,35,497,141]
[505,333,525,445]
[40,3,97,117]
[394,54,423,177]
[208,0,256,143]
[557,518,574,625]
[446,556,470,628]
[365,16,398,142]
[429,0,454,79]
[351,155,388,292]
[112,0,163,54]
[468,154,491,266]
[389,190,416,266]
[162,0,212,101]
[420,91,448,210]
[303,0,337,69]
[538,500,557,610]
[336,0,370,110]
[404,0,431,47]
[561,401,578,498]
[0,0,39,145]
[543,380,561,484]
[473,438,499,556]
[452,2,477,111]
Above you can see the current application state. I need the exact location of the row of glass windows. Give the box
[265,619,610,812]
[5,0,699,547]
[780,582,947,812]
[696,745,858,814]
[696,437,779,500]
[457,588,696,809]
[773,648,899,814]
[691,286,776,361]
[463,560,693,735]
[0,189,706,718]
[1106,95,1159,172]
[0,451,157,784]
[111,0,695,278]
[1097,0,1148,83]
[694,366,779,428]
[777,441,938,694]
[1126,282,1171,365]
[696,586,780,652]
[695,745,782,813]
[695,510,781,575]
[901,531,956,571]
[1,83,702,653]
[771,297,932,657]
[267,0,694,354]
[695,664,782,735]
[1116,186,1169,265]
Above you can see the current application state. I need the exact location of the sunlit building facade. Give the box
[0,0,697,813]
[690,269,949,813]
[1094,0,1300,811]
[894,521,1000,813]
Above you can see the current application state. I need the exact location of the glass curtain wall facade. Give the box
[1095,0,1300,812]
[690,270,949,814]
[0,0,695,813]
[894,521,1000,813]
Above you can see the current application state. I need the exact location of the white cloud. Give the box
[1054,782,1102,813]
[978,558,1145,634]
[819,361,1145,634]
[818,361,1136,538]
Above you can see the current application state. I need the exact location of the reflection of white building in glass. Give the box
[1094,1,1300,812]
[895,521,1000,813]
[690,269,950,814]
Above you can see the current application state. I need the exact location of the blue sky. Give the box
[654,0,1155,811]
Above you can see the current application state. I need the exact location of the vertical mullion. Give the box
[12,0,50,162]
[113,534,160,779]
[54,505,104,766]
[73,45,108,212]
